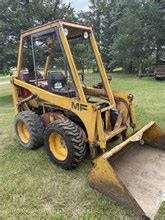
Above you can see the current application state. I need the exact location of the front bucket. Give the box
[88,122,165,219]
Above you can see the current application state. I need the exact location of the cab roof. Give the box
[21,20,92,38]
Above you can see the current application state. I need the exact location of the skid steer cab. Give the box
[11,20,165,219]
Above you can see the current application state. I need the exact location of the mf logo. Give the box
[71,102,87,111]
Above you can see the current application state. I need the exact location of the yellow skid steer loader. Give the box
[11,20,165,219]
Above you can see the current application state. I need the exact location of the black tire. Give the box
[44,119,86,169]
[14,111,44,149]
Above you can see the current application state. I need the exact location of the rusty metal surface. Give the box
[89,123,165,219]
[143,123,165,150]
[149,136,165,149]
[111,143,165,219]
[88,156,145,216]
[41,112,66,127]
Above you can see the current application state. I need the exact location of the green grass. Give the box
[0,75,11,82]
[0,74,165,219]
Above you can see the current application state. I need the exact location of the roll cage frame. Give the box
[12,20,136,157]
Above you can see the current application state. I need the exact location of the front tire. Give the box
[44,119,86,169]
[14,111,44,149]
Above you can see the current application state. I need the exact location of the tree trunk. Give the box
[138,63,143,78]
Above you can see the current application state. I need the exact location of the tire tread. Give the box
[44,119,86,169]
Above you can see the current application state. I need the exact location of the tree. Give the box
[78,0,127,72]
[154,0,165,65]
[0,0,76,73]
[101,0,127,71]
[111,0,164,73]
[1,0,164,75]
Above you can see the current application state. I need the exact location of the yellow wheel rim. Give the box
[49,132,68,161]
[17,121,30,144]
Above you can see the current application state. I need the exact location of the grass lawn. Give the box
[0,74,165,219]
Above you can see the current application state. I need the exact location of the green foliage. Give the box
[0,0,76,73]
[111,0,164,73]
[100,0,127,70]
[0,0,164,74]
[78,0,164,73]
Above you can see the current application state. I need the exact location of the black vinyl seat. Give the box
[47,72,76,97]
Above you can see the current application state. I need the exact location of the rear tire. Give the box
[44,119,86,169]
[14,111,44,149]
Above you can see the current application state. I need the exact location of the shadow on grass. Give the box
[0,94,12,106]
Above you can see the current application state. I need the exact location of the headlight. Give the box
[83,31,89,39]
[64,28,69,36]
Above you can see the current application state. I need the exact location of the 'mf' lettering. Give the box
[71,102,87,111]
